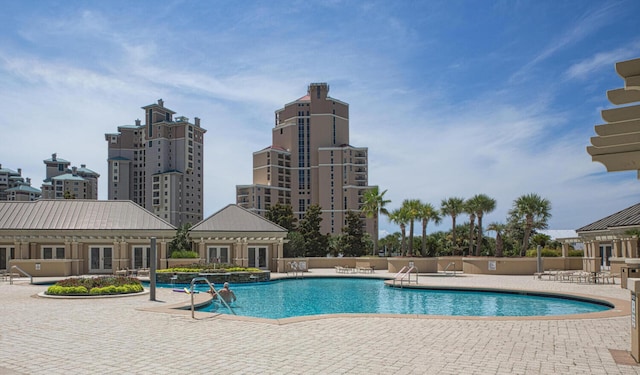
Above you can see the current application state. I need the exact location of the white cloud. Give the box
[564,41,640,80]
[0,1,638,241]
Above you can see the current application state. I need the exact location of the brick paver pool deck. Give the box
[1,270,639,374]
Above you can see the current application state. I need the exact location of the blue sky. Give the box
[1,0,639,237]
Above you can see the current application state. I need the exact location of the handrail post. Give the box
[189,276,235,319]
[9,265,32,285]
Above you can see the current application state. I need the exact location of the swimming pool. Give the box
[176,278,611,319]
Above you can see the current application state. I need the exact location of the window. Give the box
[42,246,65,259]
[207,246,229,263]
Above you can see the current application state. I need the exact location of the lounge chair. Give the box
[356,262,374,274]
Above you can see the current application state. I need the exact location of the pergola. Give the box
[587,57,640,176]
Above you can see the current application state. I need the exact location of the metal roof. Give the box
[6,184,41,193]
[76,167,99,175]
[0,200,175,230]
[51,174,86,181]
[538,229,579,240]
[576,203,640,232]
[190,204,287,233]
[0,167,19,174]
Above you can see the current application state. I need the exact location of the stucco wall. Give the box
[8,259,76,277]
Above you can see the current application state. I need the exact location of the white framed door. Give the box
[90,246,113,273]
[132,246,151,269]
[248,246,268,269]
[600,245,612,270]
[207,246,229,264]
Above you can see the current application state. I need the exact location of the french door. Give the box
[248,247,268,269]
[132,246,151,269]
[90,247,113,273]
[207,246,229,264]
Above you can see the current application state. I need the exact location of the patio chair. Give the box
[356,262,374,274]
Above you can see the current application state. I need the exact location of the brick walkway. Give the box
[1,271,639,374]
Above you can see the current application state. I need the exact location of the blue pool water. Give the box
[166,278,611,319]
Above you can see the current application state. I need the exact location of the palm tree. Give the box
[418,202,442,256]
[471,194,497,256]
[509,193,552,256]
[401,199,422,256]
[487,222,506,257]
[441,197,465,254]
[388,208,409,256]
[464,197,480,256]
[361,187,391,256]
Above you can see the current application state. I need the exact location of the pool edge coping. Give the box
[138,275,631,324]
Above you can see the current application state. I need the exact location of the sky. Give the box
[1,0,639,238]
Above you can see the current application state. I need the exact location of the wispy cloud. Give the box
[0,0,638,238]
[510,2,622,83]
[564,41,640,80]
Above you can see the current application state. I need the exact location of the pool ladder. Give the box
[9,265,32,285]
[444,262,457,276]
[188,277,236,318]
[393,265,418,287]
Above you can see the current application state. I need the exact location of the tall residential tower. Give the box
[237,83,375,237]
[105,100,206,227]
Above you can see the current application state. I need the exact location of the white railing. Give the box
[9,265,32,285]
[393,265,418,287]
[444,262,457,276]
[188,277,235,318]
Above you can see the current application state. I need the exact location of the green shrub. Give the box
[525,248,561,257]
[159,265,263,273]
[568,250,584,257]
[46,276,143,296]
[170,250,199,259]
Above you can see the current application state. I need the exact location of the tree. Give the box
[471,194,496,256]
[487,222,506,257]
[509,193,552,256]
[63,190,75,199]
[340,211,368,257]
[266,204,299,258]
[464,197,480,256]
[298,204,329,257]
[286,231,306,258]
[441,197,465,255]
[401,199,422,256]
[265,203,297,231]
[418,202,442,256]
[380,232,401,256]
[361,187,391,256]
[531,233,551,248]
[168,223,192,257]
[388,208,409,256]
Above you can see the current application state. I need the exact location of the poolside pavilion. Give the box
[576,203,640,275]
[0,200,287,277]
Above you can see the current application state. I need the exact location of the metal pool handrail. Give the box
[189,277,236,318]
[9,265,32,285]
[393,265,418,287]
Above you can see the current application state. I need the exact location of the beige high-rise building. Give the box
[105,99,206,227]
[40,154,99,200]
[0,164,41,201]
[237,83,375,238]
